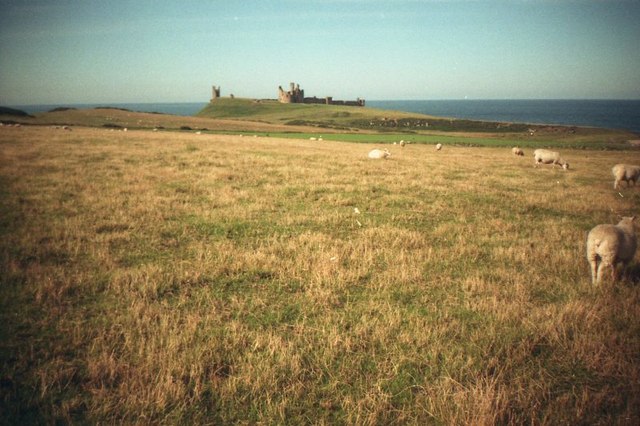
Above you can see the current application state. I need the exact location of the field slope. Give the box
[1,125,639,424]
[1,100,637,149]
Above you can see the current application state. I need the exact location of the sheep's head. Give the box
[562,162,569,170]
[384,149,391,158]
[618,216,636,226]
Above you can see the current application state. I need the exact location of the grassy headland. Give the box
[1,124,639,423]
[195,98,637,149]
[2,98,636,149]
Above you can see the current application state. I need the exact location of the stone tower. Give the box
[278,82,304,103]
[211,85,221,101]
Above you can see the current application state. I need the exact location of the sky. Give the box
[1,0,639,105]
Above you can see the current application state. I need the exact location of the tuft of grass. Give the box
[1,125,639,424]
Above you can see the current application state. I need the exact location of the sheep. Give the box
[368,148,391,159]
[586,216,637,284]
[435,143,442,151]
[399,140,406,147]
[512,147,524,156]
[612,164,640,189]
[533,148,568,170]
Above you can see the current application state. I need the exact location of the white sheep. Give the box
[435,143,442,151]
[399,140,406,147]
[533,148,568,170]
[612,164,640,189]
[512,147,524,156]
[368,148,391,159]
[586,216,637,284]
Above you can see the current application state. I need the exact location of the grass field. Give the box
[1,125,640,424]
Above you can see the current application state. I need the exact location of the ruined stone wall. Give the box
[278,82,364,107]
[210,85,221,102]
[278,83,304,103]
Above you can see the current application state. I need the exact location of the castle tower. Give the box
[211,85,221,102]
[278,85,292,103]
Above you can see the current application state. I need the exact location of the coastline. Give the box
[8,99,640,134]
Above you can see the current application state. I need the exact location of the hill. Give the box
[0,106,32,117]
[0,106,318,134]
[197,98,527,132]
[196,98,637,146]
[1,100,637,148]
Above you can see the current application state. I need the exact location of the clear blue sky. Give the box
[1,0,639,105]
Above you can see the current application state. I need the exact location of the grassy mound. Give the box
[196,98,637,139]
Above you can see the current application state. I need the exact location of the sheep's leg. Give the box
[619,261,629,282]
[598,263,606,284]
[590,257,599,284]
[597,259,612,284]
[611,261,619,282]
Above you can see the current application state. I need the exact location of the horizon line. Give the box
[6,97,640,107]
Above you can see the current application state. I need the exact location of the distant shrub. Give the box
[94,107,131,112]
[48,107,77,113]
[0,106,31,117]
[286,120,308,126]
[180,126,192,131]
[102,123,123,129]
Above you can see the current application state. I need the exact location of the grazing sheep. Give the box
[512,147,524,156]
[399,140,406,147]
[533,148,568,170]
[612,164,640,189]
[368,148,391,159]
[435,143,442,151]
[586,216,637,284]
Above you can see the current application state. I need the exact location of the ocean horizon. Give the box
[9,99,640,134]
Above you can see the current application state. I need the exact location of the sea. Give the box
[11,99,640,134]
[367,100,640,134]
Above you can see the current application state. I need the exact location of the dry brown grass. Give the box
[1,125,639,424]
[2,107,327,134]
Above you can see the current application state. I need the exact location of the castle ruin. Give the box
[209,82,364,107]
[210,85,221,102]
[278,82,364,107]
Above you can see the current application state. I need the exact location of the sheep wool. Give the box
[533,149,569,170]
[612,164,640,189]
[368,148,391,159]
[586,216,637,284]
